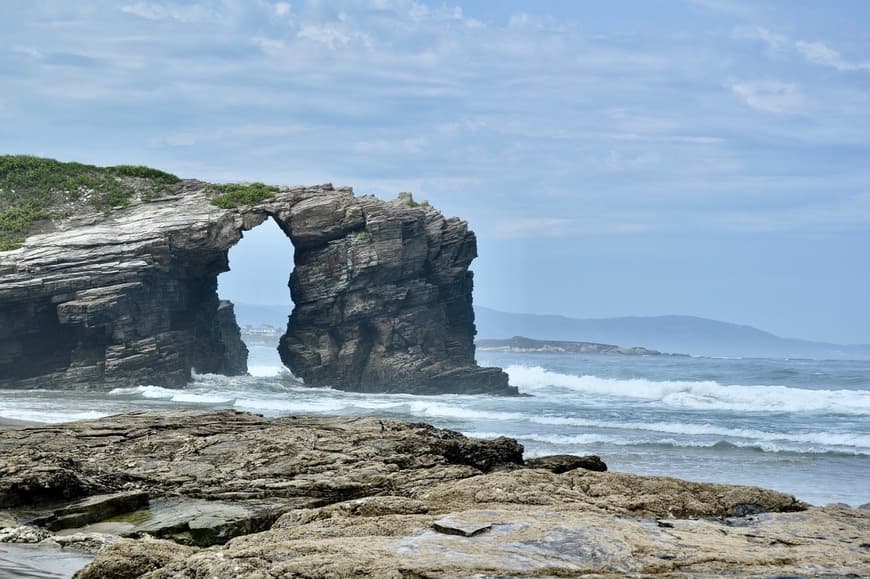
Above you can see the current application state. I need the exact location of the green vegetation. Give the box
[0,206,53,251]
[355,230,371,241]
[209,182,276,208]
[0,155,181,251]
[406,198,431,209]
[108,165,180,183]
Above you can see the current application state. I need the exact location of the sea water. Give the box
[1,346,868,506]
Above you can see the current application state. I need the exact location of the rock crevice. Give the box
[0,180,514,394]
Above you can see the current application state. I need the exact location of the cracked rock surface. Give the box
[1,411,866,577]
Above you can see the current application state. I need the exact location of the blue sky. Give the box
[2,1,869,343]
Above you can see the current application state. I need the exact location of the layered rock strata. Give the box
[0,180,513,394]
[0,411,865,578]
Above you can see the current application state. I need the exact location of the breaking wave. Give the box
[466,430,870,456]
[504,365,870,415]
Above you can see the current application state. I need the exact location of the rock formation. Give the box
[0,166,514,395]
[0,411,866,578]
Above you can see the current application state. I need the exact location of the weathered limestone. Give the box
[0,181,514,394]
[0,412,863,578]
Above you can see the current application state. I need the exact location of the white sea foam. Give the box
[0,409,109,424]
[233,397,351,414]
[464,430,870,455]
[531,417,870,449]
[505,365,870,415]
[109,385,176,399]
[108,385,234,404]
[405,401,526,422]
[468,431,614,445]
[248,365,285,377]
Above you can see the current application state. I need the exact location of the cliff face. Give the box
[0,179,514,395]
[279,193,511,394]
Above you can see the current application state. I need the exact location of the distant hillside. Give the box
[233,302,870,360]
[477,336,676,356]
[474,306,870,360]
[234,302,292,328]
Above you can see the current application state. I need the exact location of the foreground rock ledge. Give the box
[1,411,867,578]
[0,177,514,395]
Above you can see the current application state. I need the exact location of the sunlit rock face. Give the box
[0,183,514,395]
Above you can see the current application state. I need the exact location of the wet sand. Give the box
[0,544,93,579]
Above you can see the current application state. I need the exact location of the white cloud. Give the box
[730,80,804,114]
[273,2,291,17]
[689,0,756,18]
[795,40,870,72]
[606,133,725,145]
[351,137,428,155]
[297,22,372,50]
[120,2,217,23]
[732,26,788,53]
[733,26,870,73]
[163,124,310,147]
[508,12,530,29]
[11,46,44,60]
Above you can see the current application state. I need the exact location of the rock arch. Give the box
[0,182,515,395]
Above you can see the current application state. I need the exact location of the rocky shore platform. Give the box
[1,410,867,577]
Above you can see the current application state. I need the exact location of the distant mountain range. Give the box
[474,306,870,360]
[233,302,870,360]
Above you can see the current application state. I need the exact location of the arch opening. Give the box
[217,216,295,377]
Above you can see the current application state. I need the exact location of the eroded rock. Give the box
[75,504,870,578]
[0,177,513,395]
[432,514,493,537]
[0,410,525,546]
[0,411,863,578]
[525,453,608,473]
[0,525,51,543]
[38,491,149,531]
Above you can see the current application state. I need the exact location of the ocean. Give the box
[2,346,868,507]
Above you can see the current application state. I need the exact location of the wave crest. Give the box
[505,365,870,415]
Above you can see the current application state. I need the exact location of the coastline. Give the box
[1,410,867,577]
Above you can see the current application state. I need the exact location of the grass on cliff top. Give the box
[0,155,180,251]
[209,182,276,208]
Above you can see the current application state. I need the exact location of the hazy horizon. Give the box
[5,0,869,343]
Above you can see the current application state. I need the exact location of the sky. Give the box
[2,1,869,344]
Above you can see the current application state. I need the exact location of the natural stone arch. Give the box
[0,181,515,395]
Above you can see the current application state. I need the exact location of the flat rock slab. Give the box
[42,491,149,531]
[101,498,284,547]
[403,510,634,574]
[76,504,870,578]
